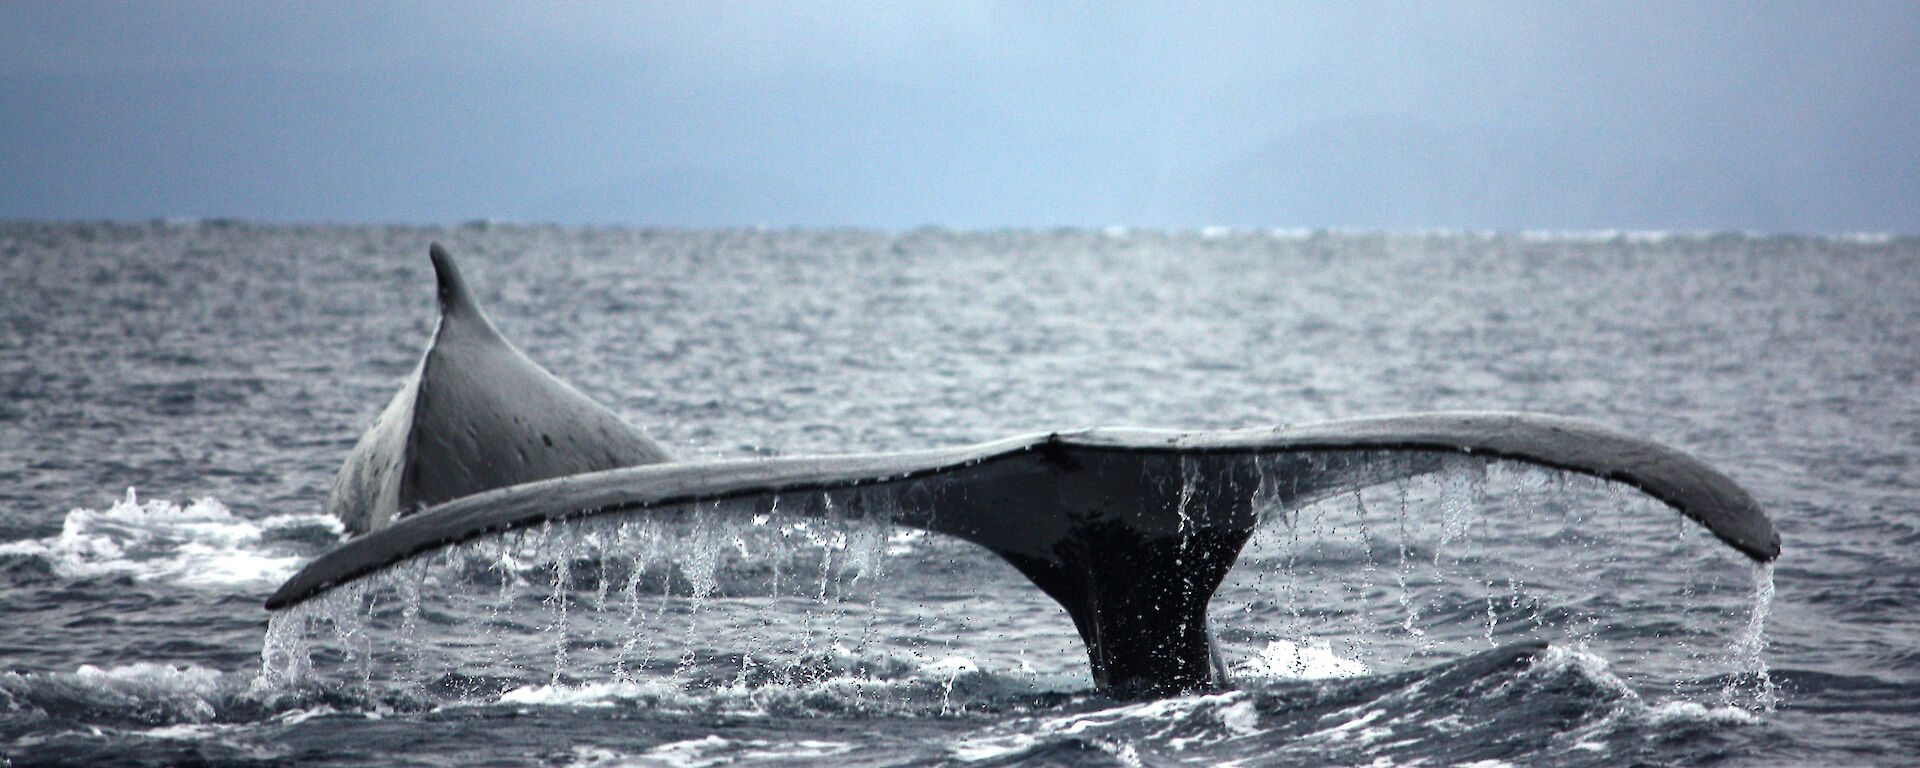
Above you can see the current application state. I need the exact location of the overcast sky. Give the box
[3,1,1916,232]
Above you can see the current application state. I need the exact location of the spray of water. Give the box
[258,491,926,706]
[1211,455,1771,707]
[257,455,1775,716]
[1725,562,1779,712]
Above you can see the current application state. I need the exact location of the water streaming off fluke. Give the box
[257,455,1777,714]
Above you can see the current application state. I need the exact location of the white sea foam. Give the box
[133,723,222,740]
[1234,638,1369,680]
[1214,697,1261,736]
[948,734,1040,763]
[1644,700,1759,726]
[1311,707,1386,744]
[953,691,1256,761]
[496,680,680,708]
[0,662,229,724]
[484,648,1006,716]
[0,488,340,587]
[1521,644,1636,700]
[1525,642,1761,737]
[566,736,856,768]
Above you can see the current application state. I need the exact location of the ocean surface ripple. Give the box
[2,222,1915,766]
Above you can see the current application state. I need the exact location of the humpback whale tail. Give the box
[278,245,1780,698]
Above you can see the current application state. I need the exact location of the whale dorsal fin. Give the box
[429,243,482,323]
[322,244,673,535]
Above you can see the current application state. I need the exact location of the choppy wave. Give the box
[0,662,229,726]
[0,488,341,588]
[951,642,1767,767]
[0,641,1768,765]
[10,224,1911,765]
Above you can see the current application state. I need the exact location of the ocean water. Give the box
[1,222,1915,766]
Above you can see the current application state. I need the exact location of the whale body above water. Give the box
[272,244,1780,698]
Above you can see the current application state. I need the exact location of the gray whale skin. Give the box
[272,244,1781,698]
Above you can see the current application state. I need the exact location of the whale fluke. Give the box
[280,418,1777,696]
[322,244,672,535]
[289,245,1779,698]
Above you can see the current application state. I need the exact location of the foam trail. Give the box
[0,488,340,588]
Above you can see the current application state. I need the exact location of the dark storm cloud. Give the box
[3,1,1915,232]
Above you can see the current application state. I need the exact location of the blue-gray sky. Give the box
[4,1,1916,232]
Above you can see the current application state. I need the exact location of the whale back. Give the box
[323,245,673,535]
